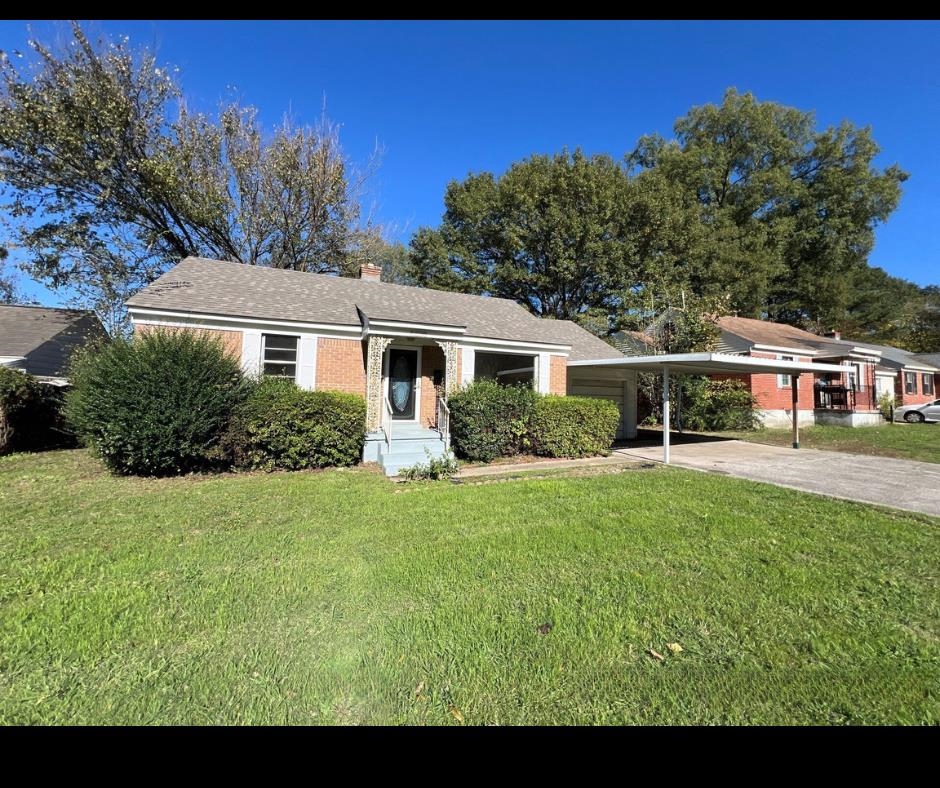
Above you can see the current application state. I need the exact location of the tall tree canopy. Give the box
[0,22,378,331]
[408,89,912,338]
[405,150,639,318]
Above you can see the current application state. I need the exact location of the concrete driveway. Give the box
[614,436,940,517]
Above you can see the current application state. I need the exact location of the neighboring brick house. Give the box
[716,316,940,427]
[916,353,940,398]
[126,257,624,474]
[0,304,107,384]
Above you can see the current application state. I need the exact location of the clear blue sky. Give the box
[2,20,938,305]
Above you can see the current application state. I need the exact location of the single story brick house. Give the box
[127,257,632,474]
[0,304,106,385]
[716,316,939,427]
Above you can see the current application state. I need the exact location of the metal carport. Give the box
[569,353,848,464]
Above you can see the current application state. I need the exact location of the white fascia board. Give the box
[366,318,466,334]
[128,307,360,335]
[459,335,570,354]
[903,363,940,373]
[752,343,819,356]
[0,356,27,367]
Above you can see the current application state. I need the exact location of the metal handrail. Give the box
[437,396,451,451]
[382,395,393,449]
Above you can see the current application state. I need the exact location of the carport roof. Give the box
[568,352,847,376]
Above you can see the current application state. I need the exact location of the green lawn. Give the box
[1,450,937,725]
[716,423,940,464]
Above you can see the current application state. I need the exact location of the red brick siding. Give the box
[420,344,445,428]
[316,338,366,396]
[897,370,937,405]
[133,323,243,359]
[550,355,567,396]
[746,352,815,411]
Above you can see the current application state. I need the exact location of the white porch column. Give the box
[436,340,460,395]
[663,365,671,465]
[365,335,393,432]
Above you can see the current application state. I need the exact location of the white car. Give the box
[894,399,940,423]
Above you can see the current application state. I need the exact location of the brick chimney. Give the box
[359,262,382,282]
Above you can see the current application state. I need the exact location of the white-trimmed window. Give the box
[262,334,298,380]
[923,374,935,396]
[905,371,917,394]
[777,356,794,388]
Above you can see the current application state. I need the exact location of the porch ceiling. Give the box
[568,352,847,376]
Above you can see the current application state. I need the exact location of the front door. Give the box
[388,348,418,421]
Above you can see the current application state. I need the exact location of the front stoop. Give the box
[364,426,450,476]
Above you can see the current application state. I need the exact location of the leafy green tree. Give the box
[0,245,15,303]
[632,89,908,328]
[406,150,640,318]
[837,265,920,343]
[0,22,378,332]
[897,285,940,353]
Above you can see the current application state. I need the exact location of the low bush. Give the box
[681,378,761,432]
[399,448,459,481]
[66,329,250,476]
[221,378,366,471]
[530,395,620,458]
[448,380,539,462]
[0,368,75,454]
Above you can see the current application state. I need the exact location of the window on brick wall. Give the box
[923,374,935,396]
[777,356,794,388]
[905,371,917,394]
[262,334,298,380]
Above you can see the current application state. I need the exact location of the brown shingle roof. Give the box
[127,257,617,360]
[530,320,624,362]
[717,316,842,353]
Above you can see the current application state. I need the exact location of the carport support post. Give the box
[791,373,800,449]
[662,365,670,464]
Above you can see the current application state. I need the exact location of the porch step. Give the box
[377,435,448,476]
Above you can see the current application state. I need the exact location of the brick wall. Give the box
[550,355,567,396]
[316,338,366,396]
[897,370,937,405]
[747,352,815,411]
[420,344,445,428]
[133,323,243,360]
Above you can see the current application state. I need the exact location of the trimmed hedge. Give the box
[66,329,250,476]
[221,378,366,471]
[531,395,620,458]
[681,378,761,432]
[449,381,619,461]
[448,380,538,462]
[0,367,75,454]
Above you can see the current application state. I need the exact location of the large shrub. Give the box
[0,368,75,454]
[681,378,761,432]
[531,395,620,458]
[221,378,366,471]
[448,380,538,462]
[66,329,250,475]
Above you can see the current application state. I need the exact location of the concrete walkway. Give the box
[614,439,940,517]
[457,454,641,478]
